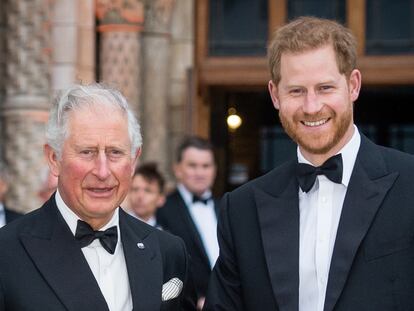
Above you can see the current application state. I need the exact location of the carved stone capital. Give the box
[96,0,144,32]
[144,0,175,34]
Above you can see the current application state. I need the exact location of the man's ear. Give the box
[349,69,362,102]
[44,144,60,177]
[173,163,181,180]
[156,195,166,208]
[268,80,280,110]
[131,147,142,176]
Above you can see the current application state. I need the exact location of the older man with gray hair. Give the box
[0,83,195,311]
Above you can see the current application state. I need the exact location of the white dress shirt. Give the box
[178,184,219,268]
[0,203,6,228]
[55,190,133,311]
[298,126,361,311]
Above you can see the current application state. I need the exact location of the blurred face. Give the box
[0,178,8,202]
[174,147,216,196]
[38,171,58,202]
[268,45,361,165]
[45,105,139,229]
[129,175,165,221]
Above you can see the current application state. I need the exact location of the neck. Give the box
[301,124,355,166]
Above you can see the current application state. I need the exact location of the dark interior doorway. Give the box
[210,85,414,194]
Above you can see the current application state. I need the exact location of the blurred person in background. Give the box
[157,136,219,310]
[128,162,165,229]
[38,166,58,203]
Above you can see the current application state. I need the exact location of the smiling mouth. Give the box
[88,187,114,193]
[302,118,329,127]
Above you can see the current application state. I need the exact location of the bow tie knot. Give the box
[296,154,343,193]
[192,195,211,205]
[75,220,118,254]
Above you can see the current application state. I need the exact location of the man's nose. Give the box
[302,90,322,114]
[93,152,111,180]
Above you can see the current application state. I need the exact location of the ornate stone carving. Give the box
[1,0,51,212]
[100,31,141,116]
[96,0,144,31]
[143,0,175,33]
[5,0,51,102]
[2,110,49,212]
[97,0,144,118]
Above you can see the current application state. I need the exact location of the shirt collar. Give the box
[55,189,120,236]
[297,124,361,187]
[177,183,212,206]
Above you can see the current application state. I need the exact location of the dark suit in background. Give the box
[0,197,194,311]
[157,190,219,298]
[160,136,219,310]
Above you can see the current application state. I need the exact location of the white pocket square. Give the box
[162,277,183,301]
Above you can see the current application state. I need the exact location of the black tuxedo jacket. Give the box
[157,190,219,298]
[0,196,196,311]
[204,135,414,311]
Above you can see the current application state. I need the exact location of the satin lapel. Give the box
[255,162,300,311]
[176,193,210,267]
[324,138,398,311]
[120,209,162,311]
[20,200,109,311]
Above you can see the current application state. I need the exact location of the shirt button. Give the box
[321,196,327,203]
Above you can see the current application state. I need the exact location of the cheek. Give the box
[117,162,135,182]
[61,161,90,183]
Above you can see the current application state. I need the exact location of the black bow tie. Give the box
[192,195,211,205]
[75,220,118,254]
[296,154,343,193]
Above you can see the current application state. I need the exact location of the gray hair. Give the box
[46,83,142,159]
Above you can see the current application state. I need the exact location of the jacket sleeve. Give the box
[203,193,245,311]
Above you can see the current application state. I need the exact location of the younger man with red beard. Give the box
[204,17,414,311]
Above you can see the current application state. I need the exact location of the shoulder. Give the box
[360,136,414,171]
[122,212,187,272]
[227,160,295,200]
[0,204,50,253]
[157,190,184,218]
[121,208,185,251]
[4,208,23,222]
[164,190,183,205]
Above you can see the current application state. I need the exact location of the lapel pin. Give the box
[137,242,145,249]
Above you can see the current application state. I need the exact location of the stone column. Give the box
[96,0,144,117]
[141,0,175,174]
[168,0,195,182]
[51,0,95,92]
[1,0,51,212]
[0,0,6,162]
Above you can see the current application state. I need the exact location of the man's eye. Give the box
[80,150,93,155]
[319,85,333,92]
[290,89,304,96]
[109,149,124,157]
